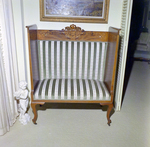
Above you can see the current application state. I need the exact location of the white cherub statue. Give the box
[14,81,30,125]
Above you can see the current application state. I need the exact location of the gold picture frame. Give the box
[40,0,110,23]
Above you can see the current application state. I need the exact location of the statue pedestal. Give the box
[19,113,30,125]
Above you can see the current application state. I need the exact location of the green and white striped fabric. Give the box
[38,41,107,80]
[34,40,110,101]
[34,79,110,100]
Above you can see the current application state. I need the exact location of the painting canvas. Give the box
[40,0,110,23]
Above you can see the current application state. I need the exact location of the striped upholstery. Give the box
[34,79,110,101]
[34,40,110,101]
[38,41,107,80]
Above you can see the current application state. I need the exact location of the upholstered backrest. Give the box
[37,40,108,81]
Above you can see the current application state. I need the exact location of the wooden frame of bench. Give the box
[26,24,120,126]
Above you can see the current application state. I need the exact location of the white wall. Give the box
[12,0,123,90]
[23,0,123,30]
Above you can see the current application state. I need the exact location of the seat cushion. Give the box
[34,79,110,101]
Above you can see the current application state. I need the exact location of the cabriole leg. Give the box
[107,104,113,126]
[31,102,45,124]
[31,103,38,124]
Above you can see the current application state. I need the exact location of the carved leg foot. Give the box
[107,104,113,126]
[31,103,38,125]
[31,102,45,124]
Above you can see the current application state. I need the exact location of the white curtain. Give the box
[0,0,19,135]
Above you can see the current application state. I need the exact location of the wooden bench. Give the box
[26,24,120,126]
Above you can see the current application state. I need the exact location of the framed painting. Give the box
[40,0,110,23]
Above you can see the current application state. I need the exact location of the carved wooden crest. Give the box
[61,24,85,39]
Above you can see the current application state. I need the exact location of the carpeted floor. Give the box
[0,61,150,147]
